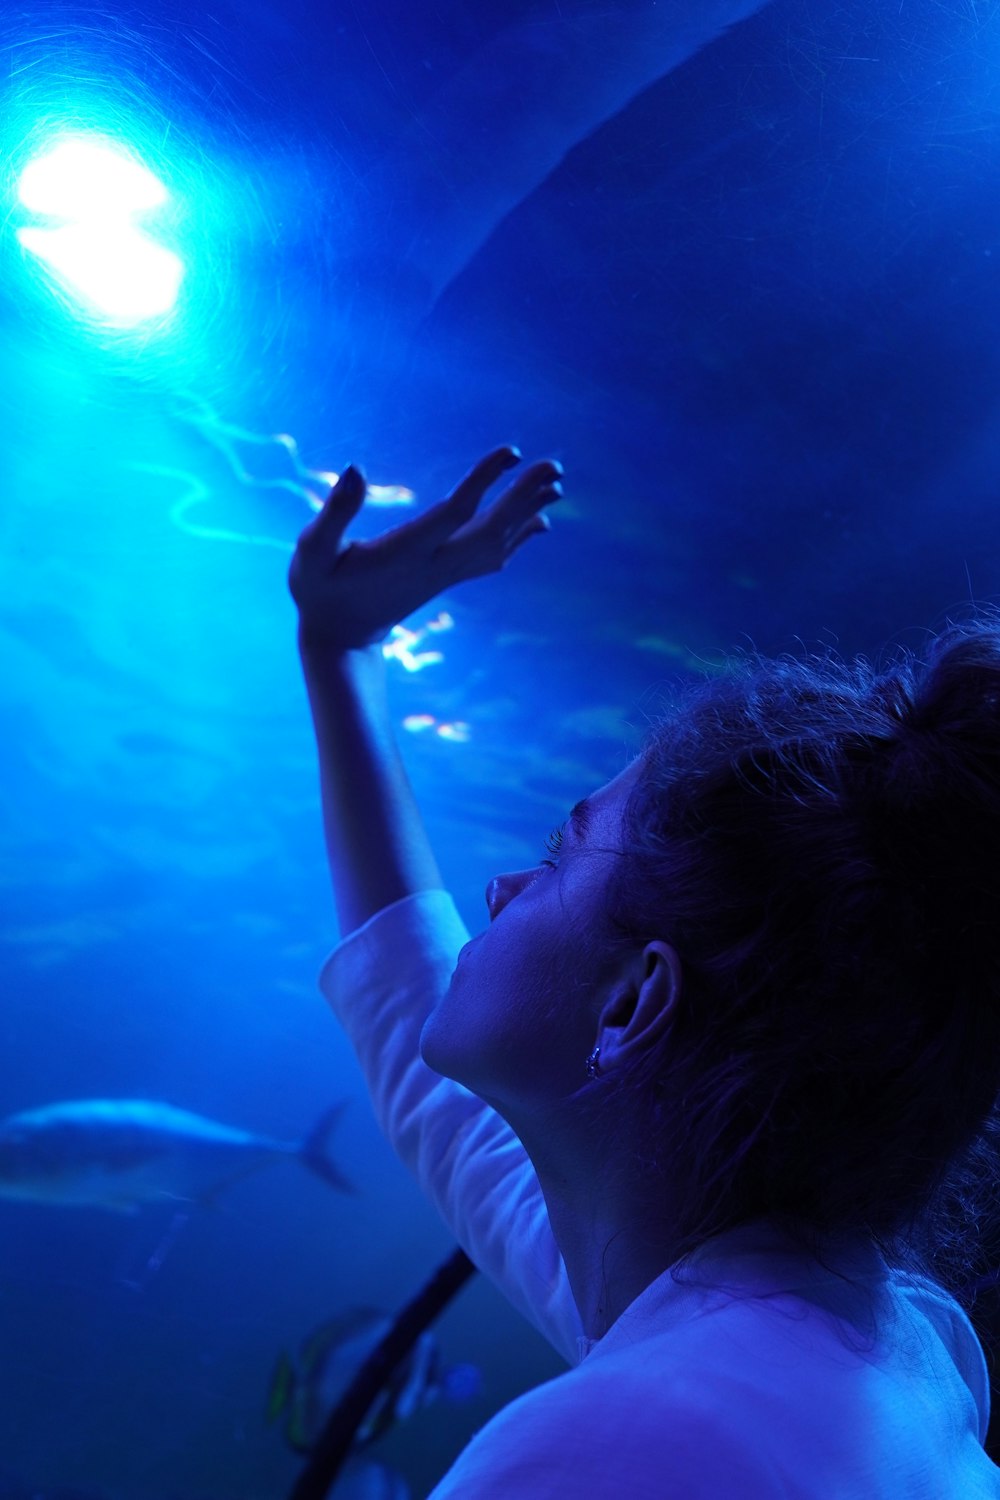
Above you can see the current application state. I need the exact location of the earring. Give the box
[585,1044,601,1080]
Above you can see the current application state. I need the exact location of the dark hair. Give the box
[608,618,1000,1300]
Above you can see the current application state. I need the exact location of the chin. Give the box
[419,972,484,1091]
[418,999,457,1080]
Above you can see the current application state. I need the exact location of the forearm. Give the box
[298,631,444,935]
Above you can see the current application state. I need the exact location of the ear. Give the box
[595,941,681,1074]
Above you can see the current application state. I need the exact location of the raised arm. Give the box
[288,446,562,936]
[288,447,582,1363]
[294,645,440,935]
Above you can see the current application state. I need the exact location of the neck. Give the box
[517,1110,679,1342]
[550,1194,676,1342]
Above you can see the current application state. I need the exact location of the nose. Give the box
[485,869,534,921]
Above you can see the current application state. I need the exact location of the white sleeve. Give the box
[319,888,582,1365]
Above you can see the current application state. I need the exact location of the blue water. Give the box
[3,1,1000,1495]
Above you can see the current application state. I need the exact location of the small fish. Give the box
[0,1099,352,1211]
[268,1307,480,1456]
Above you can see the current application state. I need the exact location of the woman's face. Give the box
[420,761,640,1117]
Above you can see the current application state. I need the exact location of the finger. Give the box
[443,483,562,582]
[299,465,368,555]
[405,446,521,548]
[488,461,564,532]
[502,484,562,551]
[452,470,562,561]
[446,445,523,517]
[438,461,561,552]
[508,510,552,550]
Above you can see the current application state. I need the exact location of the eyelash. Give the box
[542,826,564,866]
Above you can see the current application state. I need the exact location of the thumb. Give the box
[304,465,368,553]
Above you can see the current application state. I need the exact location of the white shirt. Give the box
[321,889,1000,1498]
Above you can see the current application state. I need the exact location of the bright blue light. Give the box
[15,135,184,327]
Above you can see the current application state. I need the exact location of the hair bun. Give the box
[906,625,1000,740]
[866,625,1000,934]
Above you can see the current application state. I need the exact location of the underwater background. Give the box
[3,1,1000,1495]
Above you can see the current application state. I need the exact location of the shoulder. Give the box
[430,1361,782,1499]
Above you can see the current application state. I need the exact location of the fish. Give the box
[0,1099,352,1211]
[268,1306,480,1456]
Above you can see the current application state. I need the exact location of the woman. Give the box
[289,447,1000,1496]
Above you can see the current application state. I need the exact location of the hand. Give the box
[288,445,563,650]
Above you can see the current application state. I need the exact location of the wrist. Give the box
[297,622,381,659]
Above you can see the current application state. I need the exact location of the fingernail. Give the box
[505,446,522,464]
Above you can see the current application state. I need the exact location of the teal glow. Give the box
[15,135,184,327]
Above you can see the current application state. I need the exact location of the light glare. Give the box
[17,224,183,323]
[15,133,183,327]
[17,137,167,218]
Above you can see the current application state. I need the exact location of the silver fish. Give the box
[0,1098,352,1211]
